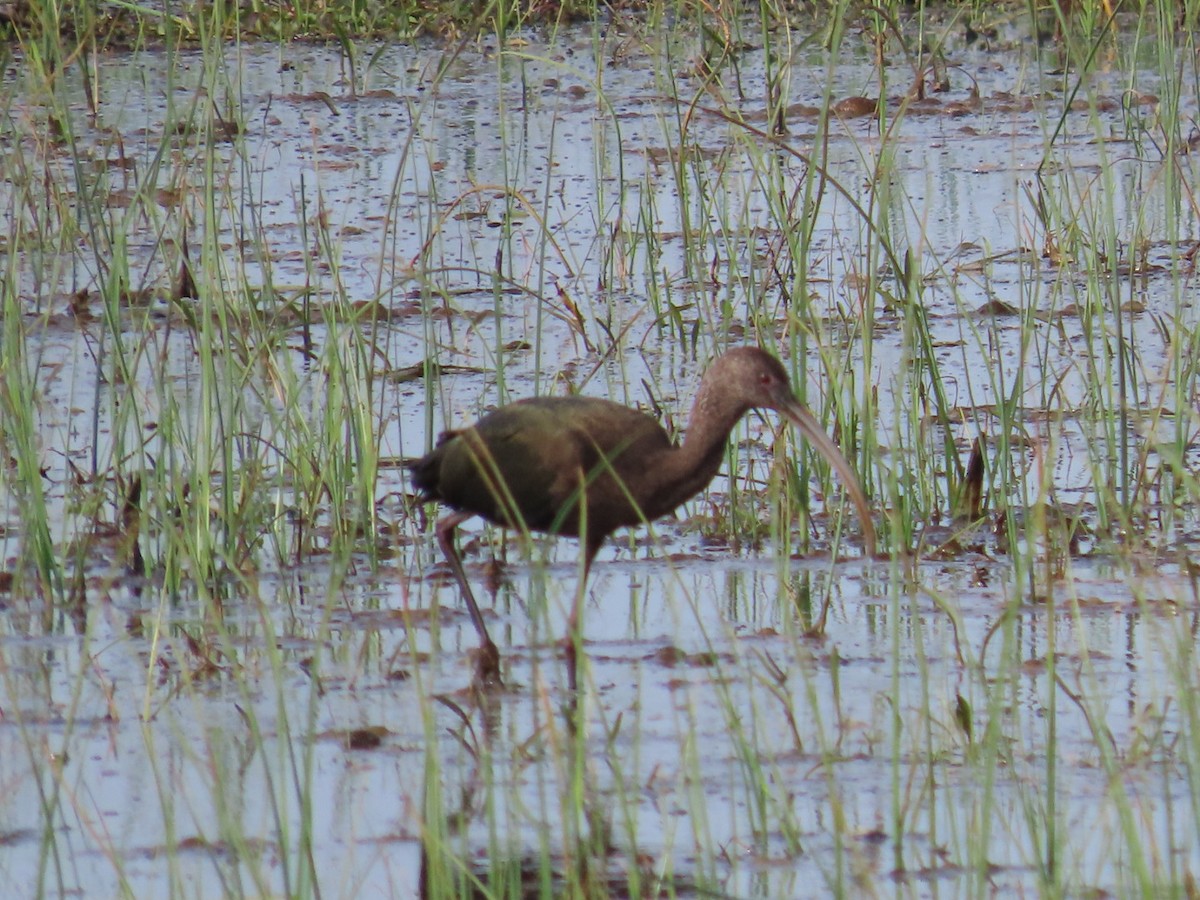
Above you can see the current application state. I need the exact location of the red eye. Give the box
[760,373,772,386]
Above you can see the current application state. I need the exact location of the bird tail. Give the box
[405,452,442,502]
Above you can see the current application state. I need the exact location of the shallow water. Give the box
[3,12,1200,898]
[3,556,1198,896]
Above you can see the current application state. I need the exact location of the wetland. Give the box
[2,4,1200,897]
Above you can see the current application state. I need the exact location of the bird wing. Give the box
[435,397,672,535]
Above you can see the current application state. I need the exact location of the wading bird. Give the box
[409,347,876,689]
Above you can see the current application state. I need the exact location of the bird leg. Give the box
[435,512,502,688]
[564,591,582,698]
[563,543,600,698]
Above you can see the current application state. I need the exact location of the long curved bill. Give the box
[778,397,877,557]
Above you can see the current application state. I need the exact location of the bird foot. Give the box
[470,640,503,691]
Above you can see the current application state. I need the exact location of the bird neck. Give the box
[651,382,748,513]
[682,381,746,454]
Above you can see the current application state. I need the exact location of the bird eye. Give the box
[759,373,772,386]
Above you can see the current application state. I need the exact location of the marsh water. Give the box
[4,11,1200,898]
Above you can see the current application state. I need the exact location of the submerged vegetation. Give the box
[2,0,1200,896]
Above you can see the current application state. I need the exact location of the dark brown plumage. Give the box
[410,347,876,688]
